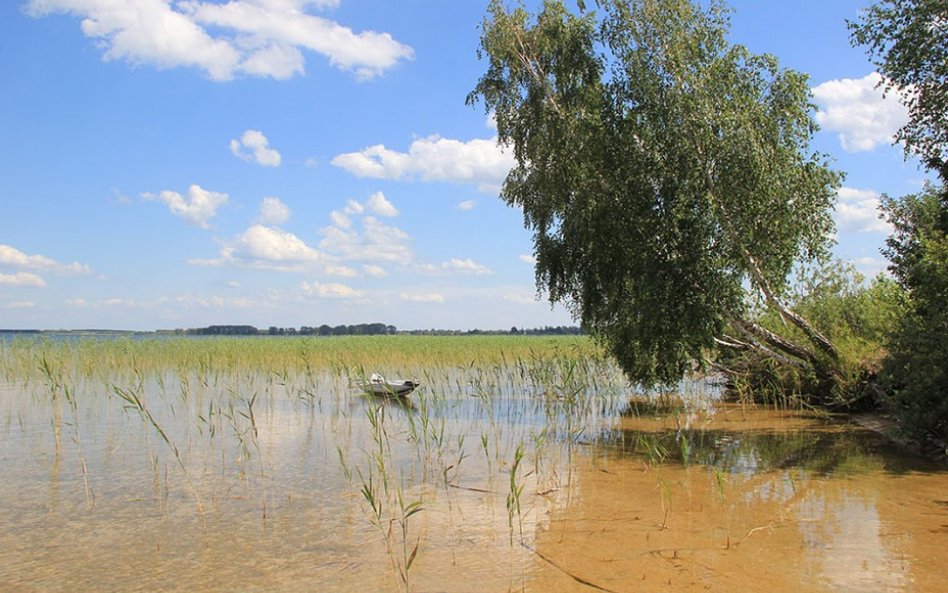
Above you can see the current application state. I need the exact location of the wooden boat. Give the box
[357,373,419,397]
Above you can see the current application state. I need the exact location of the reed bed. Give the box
[0,333,636,592]
[0,335,609,383]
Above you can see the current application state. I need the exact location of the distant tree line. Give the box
[179,324,582,336]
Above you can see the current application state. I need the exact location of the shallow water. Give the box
[527,405,948,592]
[0,369,945,592]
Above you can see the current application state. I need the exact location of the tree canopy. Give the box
[849,0,948,178]
[470,0,840,387]
[850,1,948,441]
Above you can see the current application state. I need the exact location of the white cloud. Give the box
[301,281,364,299]
[231,130,282,166]
[321,194,411,263]
[258,196,291,225]
[183,0,414,80]
[836,187,891,234]
[400,292,444,303]
[458,200,476,211]
[231,224,323,263]
[320,216,412,263]
[812,72,910,152]
[192,223,325,270]
[366,191,398,217]
[193,193,407,272]
[328,193,396,230]
[504,292,541,305]
[99,298,133,307]
[849,256,889,278]
[324,263,359,277]
[331,135,515,193]
[330,210,353,229]
[173,293,258,309]
[362,264,388,277]
[0,272,46,287]
[143,184,228,229]
[417,258,493,275]
[27,0,241,81]
[7,301,36,309]
[518,254,537,265]
[26,0,413,81]
[237,41,305,80]
[0,244,92,275]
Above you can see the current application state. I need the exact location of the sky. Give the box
[0,0,931,331]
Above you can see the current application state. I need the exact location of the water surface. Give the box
[0,363,945,592]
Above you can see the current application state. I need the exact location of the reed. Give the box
[2,332,636,590]
[112,379,207,529]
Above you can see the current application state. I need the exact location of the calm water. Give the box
[0,365,945,592]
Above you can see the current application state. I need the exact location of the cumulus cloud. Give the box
[329,211,351,229]
[25,0,413,81]
[417,258,493,275]
[0,244,92,275]
[331,135,515,193]
[812,72,910,152]
[320,216,412,263]
[231,130,282,166]
[344,199,364,214]
[191,224,325,270]
[363,264,388,277]
[258,196,291,225]
[230,224,323,263]
[324,263,359,277]
[320,193,412,263]
[193,192,408,273]
[301,281,364,299]
[0,272,47,288]
[366,191,398,217]
[401,292,444,303]
[835,187,891,234]
[518,254,537,265]
[143,184,228,229]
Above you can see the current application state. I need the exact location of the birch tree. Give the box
[469,0,842,392]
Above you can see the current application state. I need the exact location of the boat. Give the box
[357,373,419,397]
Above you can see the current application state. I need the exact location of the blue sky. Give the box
[0,0,930,331]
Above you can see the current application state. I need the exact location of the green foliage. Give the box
[850,2,948,443]
[849,0,948,177]
[881,184,948,442]
[469,0,839,388]
[722,261,908,408]
[790,263,907,367]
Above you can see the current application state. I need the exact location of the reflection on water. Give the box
[528,404,947,592]
[0,366,946,593]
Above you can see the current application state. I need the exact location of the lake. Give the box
[0,336,944,592]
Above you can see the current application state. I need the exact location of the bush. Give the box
[719,260,907,409]
[881,184,948,445]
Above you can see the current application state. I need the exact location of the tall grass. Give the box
[1,333,633,591]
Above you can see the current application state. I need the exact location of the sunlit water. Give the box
[0,365,945,592]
